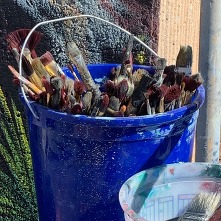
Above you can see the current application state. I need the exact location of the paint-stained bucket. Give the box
[20,63,204,221]
[119,162,221,221]
[18,15,205,221]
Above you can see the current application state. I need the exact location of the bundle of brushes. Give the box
[6,29,203,117]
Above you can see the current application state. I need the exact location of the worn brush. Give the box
[71,102,83,114]
[115,79,129,102]
[74,80,86,102]
[157,84,169,113]
[175,45,192,76]
[182,72,204,105]
[147,85,162,114]
[178,191,221,220]
[97,94,110,116]
[8,65,42,95]
[153,57,167,86]
[6,29,43,58]
[66,41,101,98]
[163,65,176,86]
[49,76,63,109]
[119,34,134,76]
[67,63,80,81]
[164,84,181,111]
[22,55,44,90]
[40,51,61,77]
[131,70,156,108]
[106,96,121,117]
[32,57,51,79]
[82,91,93,115]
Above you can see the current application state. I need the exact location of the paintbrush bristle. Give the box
[6,29,43,57]
[40,51,54,66]
[40,51,59,76]
[178,192,221,220]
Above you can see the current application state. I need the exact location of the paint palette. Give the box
[119,162,221,221]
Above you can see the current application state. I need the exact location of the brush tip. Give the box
[40,51,54,66]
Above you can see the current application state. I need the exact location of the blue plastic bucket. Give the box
[20,64,205,221]
[119,162,221,221]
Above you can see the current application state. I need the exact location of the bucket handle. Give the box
[19,14,159,119]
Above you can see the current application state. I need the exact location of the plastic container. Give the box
[18,15,205,221]
[20,64,205,221]
[119,162,221,221]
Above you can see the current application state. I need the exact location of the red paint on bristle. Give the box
[164,84,181,104]
[71,103,82,114]
[6,29,43,57]
[159,84,169,98]
[99,94,110,112]
[74,80,86,95]
[42,76,54,95]
[182,76,201,92]
[115,79,129,101]
[40,51,54,66]
[105,80,116,96]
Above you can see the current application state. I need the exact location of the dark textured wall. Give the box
[0,0,160,104]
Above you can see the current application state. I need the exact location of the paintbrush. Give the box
[74,80,86,102]
[49,76,63,109]
[106,96,121,117]
[153,57,167,86]
[119,34,134,76]
[40,51,63,77]
[6,29,43,59]
[67,63,80,81]
[178,191,221,220]
[8,65,43,95]
[22,55,44,90]
[175,45,192,76]
[32,57,51,79]
[66,41,101,98]
[132,70,156,107]
[182,72,204,105]
[82,91,93,115]
[166,192,221,221]
[164,84,181,111]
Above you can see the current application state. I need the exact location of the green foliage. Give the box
[0,86,38,221]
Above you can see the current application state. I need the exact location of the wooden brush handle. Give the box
[8,65,43,95]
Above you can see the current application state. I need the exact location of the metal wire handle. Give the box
[19,14,159,119]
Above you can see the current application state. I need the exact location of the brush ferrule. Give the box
[175,67,191,75]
